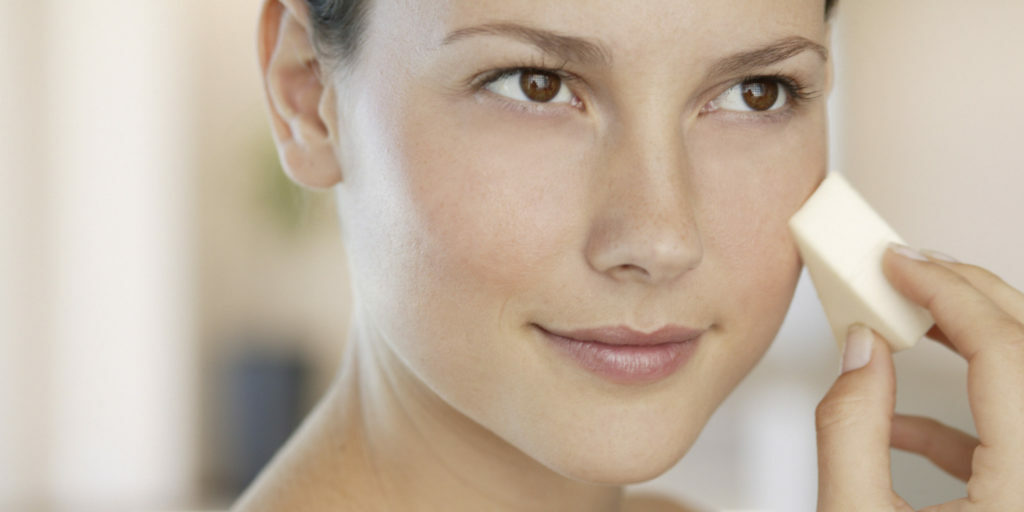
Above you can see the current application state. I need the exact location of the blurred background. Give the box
[1,1,1021,510]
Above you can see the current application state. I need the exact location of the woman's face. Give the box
[332,0,829,483]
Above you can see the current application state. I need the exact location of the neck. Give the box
[314,318,624,511]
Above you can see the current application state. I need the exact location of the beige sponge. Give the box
[789,171,934,352]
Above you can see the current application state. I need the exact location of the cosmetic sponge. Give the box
[789,171,934,352]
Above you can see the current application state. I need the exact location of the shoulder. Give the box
[231,396,379,512]
[623,492,699,512]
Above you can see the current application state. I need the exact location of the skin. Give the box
[241,0,1024,510]
[248,0,829,509]
[817,248,1024,511]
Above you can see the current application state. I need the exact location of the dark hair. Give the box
[306,0,838,63]
[826,0,838,18]
[306,0,369,65]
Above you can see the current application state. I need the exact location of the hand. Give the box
[815,244,1024,511]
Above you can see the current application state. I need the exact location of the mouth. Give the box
[534,324,705,384]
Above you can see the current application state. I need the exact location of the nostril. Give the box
[583,187,704,285]
[611,263,652,280]
[588,234,704,285]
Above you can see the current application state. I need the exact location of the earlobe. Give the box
[258,0,343,189]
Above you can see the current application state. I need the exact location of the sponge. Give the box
[788,171,934,352]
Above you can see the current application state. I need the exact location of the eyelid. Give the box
[474,66,585,112]
[462,51,563,87]
[474,66,578,90]
[702,74,819,117]
[467,64,817,119]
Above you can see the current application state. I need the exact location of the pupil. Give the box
[519,71,561,103]
[742,80,780,111]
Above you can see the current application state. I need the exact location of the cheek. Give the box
[692,108,826,259]
[690,110,827,346]
[344,98,613,435]
[396,100,593,288]
[346,92,594,372]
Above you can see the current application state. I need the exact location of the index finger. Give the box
[883,244,1024,485]
[921,255,1024,352]
[922,251,1024,324]
[883,245,1024,361]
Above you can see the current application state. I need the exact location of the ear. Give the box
[258,0,342,188]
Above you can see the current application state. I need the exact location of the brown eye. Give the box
[741,79,781,111]
[519,70,562,103]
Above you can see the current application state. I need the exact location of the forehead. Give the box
[374,0,828,60]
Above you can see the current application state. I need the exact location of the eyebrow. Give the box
[442,22,612,65]
[707,36,829,78]
[442,23,827,74]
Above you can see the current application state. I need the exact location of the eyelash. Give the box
[471,65,818,119]
[472,62,581,113]
[714,73,820,120]
[758,73,814,102]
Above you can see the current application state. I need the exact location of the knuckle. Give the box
[815,393,871,433]
[922,271,973,312]
[965,264,1022,296]
[989,319,1024,347]
[964,449,1024,506]
[1010,328,1024,348]
[973,334,1024,370]
[960,263,1009,290]
[952,263,1024,307]
[994,331,1024,357]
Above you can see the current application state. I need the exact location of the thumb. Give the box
[816,324,899,511]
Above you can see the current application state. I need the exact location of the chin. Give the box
[525,414,707,486]
[551,444,692,486]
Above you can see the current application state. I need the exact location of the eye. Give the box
[704,77,790,113]
[483,68,576,104]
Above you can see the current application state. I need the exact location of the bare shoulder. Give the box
[623,492,699,512]
[231,437,378,512]
[231,392,377,512]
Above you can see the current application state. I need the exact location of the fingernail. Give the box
[921,249,959,263]
[841,324,873,374]
[888,242,928,262]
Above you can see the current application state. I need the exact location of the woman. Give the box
[236,0,1024,509]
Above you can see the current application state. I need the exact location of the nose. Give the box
[584,125,703,285]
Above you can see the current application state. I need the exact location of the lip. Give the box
[536,324,705,384]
